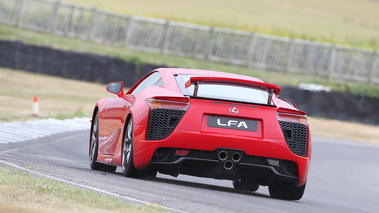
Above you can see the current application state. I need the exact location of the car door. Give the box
[100,72,163,156]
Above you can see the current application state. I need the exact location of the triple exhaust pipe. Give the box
[217,150,242,170]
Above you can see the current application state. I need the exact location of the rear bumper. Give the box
[133,126,310,186]
[147,148,298,185]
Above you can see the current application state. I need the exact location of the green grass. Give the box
[0,167,167,213]
[64,0,379,50]
[1,24,379,98]
[0,67,110,122]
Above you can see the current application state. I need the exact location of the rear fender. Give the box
[89,106,99,157]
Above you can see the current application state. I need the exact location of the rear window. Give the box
[175,75,270,105]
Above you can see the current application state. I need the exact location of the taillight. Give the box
[277,112,307,125]
[146,99,190,110]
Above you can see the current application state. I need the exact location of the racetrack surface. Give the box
[1,131,378,213]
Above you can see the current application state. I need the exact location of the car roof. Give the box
[155,68,264,83]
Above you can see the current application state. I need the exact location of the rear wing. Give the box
[185,76,281,105]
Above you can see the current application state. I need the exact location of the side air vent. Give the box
[146,109,185,140]
[279,121,308,157]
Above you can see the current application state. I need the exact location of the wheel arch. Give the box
[89,106,99,157]
[120,113,133,162]
[122,113,133,139]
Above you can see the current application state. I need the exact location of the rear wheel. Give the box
[269,182,306,200]
[122,118,139,177]
[233,179,259,192]
[89,112,116,173]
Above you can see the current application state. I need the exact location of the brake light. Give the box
[277,112,307,125]
[146,99,190,110]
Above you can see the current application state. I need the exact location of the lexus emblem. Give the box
[229,107,239,114]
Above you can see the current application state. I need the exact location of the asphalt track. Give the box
[1,131,379,213]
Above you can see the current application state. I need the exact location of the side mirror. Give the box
[106,81,124,97]
[281,99,297,108]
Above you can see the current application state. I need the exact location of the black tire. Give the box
[90,112,101,170]
[122,118,139,177]
[269,182,306,200]
[233,179,259,192]
[90,112,117,173]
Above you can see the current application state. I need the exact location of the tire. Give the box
[268,182,306,200]
[90,112,101,170]
[122,118,139,177]
[89,112,117,173]
[233,179,259,192]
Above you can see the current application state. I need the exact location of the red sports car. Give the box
[89,68,311,200]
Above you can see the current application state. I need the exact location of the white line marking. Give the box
[0,159,189,213]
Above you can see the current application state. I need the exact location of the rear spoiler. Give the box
[185,77,281,104]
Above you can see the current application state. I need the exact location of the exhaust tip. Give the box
[218,151,228,161]
[224,160,233,170]
[232,152,241,162]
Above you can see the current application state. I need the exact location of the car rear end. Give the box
[140,73,311,198]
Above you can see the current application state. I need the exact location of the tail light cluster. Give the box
[277,112,307,125]
[146,99,190,110]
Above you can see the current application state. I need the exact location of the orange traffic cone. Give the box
[32,96,39,117]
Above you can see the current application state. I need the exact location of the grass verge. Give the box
[0,67,108,122]
[1,24,379,98]
[309,117,379,144]
[65,0,379,49]
[0,167,167,213]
